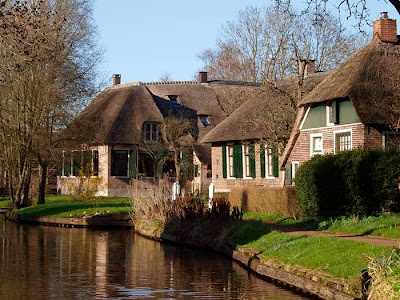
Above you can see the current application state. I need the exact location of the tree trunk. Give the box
[38,162,48,205]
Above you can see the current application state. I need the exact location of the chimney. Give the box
[112,74,121,86]
[198,71,208,83]
[373,12,398,43]
[299,59,315,78]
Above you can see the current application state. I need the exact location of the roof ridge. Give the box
[141,80,199,86]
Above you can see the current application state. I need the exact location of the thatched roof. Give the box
[201,72,329,144]
[300,37,400,126]
[76,79,264,163]
[76,85,164,144]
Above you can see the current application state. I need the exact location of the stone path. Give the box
[258,220,400,248]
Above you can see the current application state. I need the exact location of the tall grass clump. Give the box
[368,251,400,300]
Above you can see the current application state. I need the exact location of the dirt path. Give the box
[258,220,400,248]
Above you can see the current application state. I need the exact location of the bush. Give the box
[295,149,400,219]
[229,186,298,218]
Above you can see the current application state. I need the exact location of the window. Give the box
[167,95,180,107]
[310,134,323,156]
[93,150,99,174]
[262,146,278,178]
[384,133,400,151]
[199,115,211,128]
[62,151,72,176]
[143,122,159,142]
[72,151,81,176]
[335,130,352,153]
[227,145,234,178]
[111,150,129,177]
[243,145,251,178]
[292,161,299,181]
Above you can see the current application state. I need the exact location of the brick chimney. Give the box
[198,71,208,83]
[299,59,315,78]
[373,12,398,43]
[112,74,121,86]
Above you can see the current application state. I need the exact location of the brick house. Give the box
[281,13,400,184]
[201,70,328,193]
[57,73,263,196]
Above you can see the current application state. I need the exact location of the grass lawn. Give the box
[15,195,132,218]
[325,215,400,239]
[244,212,400,239]
[225,220,396,281]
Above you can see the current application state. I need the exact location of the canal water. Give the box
[0,217,310,299]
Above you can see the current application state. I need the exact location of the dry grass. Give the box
[229,186,298,218]
[368,251,400,300]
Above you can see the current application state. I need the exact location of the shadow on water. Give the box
[0,217,311,299]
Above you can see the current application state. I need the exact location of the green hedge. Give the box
[295,149,400,219]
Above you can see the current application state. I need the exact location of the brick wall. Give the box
[212,144,282,193]
[288,123,384,166]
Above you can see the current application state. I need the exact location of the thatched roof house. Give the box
[281,13,400,184]
[59,73,265,196]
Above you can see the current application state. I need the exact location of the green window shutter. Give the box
[222,145,227,178]
[331,100,338,124]
[285,163,292,185]
[233,144,243,178]
[260,144,265,178]
[272,150,279,178]
[129,149,137,178]
[250,144,256,178]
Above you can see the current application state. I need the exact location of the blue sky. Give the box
[93,0,398,84]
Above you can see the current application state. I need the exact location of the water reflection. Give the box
[0,218,309,299]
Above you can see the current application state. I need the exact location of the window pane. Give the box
[72,151,81,176]
[151,123,158,141]
[112,150,129,176]
[243,145,250,177]
[266,148,273,176]
[336,132,351,152]
[63,152,71,176]
[93,150,99,174]
[228,145,234,177]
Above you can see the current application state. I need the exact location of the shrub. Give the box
[229,186,298,218]
[67,164,105,204]
[295,149,400,219]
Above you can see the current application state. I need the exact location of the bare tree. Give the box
[275,0,400,29]
[199,4,366,84]
[0,0,102,208]
[160,116,195,185]
[159,72,173,82]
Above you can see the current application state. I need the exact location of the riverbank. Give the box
[133,217,396,300]
[5,196,398,299]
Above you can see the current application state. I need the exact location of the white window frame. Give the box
[143,122,159,142]
[226,144,235,179]
[292,161,299,181]
[310,133,323,157]
[326,105,335,127]
[334,129,352,154]
[264,146,276,179]
[242,144,252,179]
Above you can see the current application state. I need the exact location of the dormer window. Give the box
[167,95,180,107]
[199,115,211,128]
[143,122,160,142]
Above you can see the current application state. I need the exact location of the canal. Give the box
[0,217,311,299]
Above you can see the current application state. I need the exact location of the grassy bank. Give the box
[226,220,394,280]
[244,212,400,239]
[15,195,132,218]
